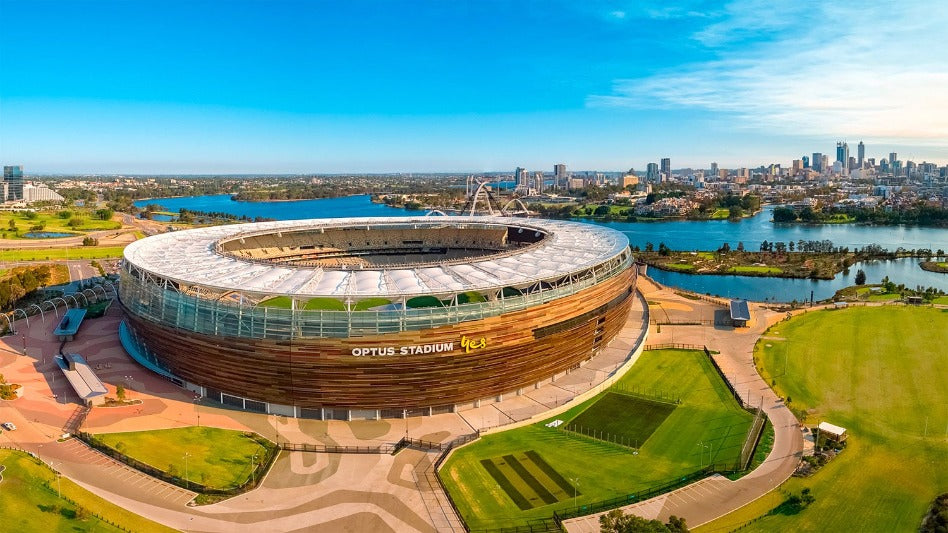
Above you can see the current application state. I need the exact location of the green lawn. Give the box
[94,427,273,490]
[933,295,948,304]
[566,392,676,447]
[0,449,176,532]
[258,296,346,310]
[700,306,948,532]
[0,246,127,261]
[664,263,697,272]
[728,265,783,274]
[441,349,754,529]
[710,208,730,219]
[0,210,122,240]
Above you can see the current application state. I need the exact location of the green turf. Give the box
[0,449,175,532]
[480,451,578,510]
[406,295,443,308]
[441,349,754,528]
[566,392,676,447]
[701,306,948,532]
[456,291,487,304]
[728,265,783,274]
[710,208,730,219]
[0,210,121,240]
[353,297,392,310]
[0,246,126,261]
[258,296,346,310]
[94,427,273,490]
[664,263,697,272]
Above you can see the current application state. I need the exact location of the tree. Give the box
[645,242,654,253]
[718,242,731,253]
[599,509,689,533]
[736,241,744,252]
[7,219,16,231]
[116,384,126,402]
[772,207,796,222]
[855,269,867,285]
[594,205,611,216]
[658,242,670,256]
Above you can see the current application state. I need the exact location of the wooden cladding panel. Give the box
[123,268,637,410]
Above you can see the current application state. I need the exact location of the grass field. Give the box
[480,451,578,510]
[441,349,754,529]
[0,449,176,532]
[710,208,730,219]
[566,392,676,447]
[0,210,122,240]
[94,427,273,490]
[699,306,948,532]
[728,265,783,274]
[664,263,697,272]
[0,246,126,261]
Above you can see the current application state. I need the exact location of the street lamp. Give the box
[51,462,62,498]
[251,451,259,486]
[193,397,201,427]
[183,452,191,489]
[569,477,580,509]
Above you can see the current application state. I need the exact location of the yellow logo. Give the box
[460,335,487,353]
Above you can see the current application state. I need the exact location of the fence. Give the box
[644,342,706,351]
[561,424,638,450]
[77,430,279,496]
[552,463,738,525]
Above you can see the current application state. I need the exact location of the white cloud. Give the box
[589,0,948,144]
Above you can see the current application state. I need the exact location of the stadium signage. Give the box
[351,342,455,357]
[350,335,487,357]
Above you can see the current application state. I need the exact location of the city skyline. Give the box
[2,0,947,174]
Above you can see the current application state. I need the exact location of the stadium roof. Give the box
[123,216,630,299]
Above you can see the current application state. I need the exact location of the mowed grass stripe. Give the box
[524,450,580,497]
[480,459,534,510]
[568,392,677,445]
[513,452,569,502]
[503,455,559,505]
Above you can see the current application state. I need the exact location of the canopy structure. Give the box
[122,216,630,300]
[730,300,751,326]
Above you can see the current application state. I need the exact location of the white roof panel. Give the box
[123,216,630,298]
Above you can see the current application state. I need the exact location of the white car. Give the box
[1,422,16,431]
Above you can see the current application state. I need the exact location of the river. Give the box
[135,194,947,300]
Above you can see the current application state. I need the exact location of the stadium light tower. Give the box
[570,477,580,509]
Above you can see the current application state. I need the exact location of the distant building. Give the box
[646,162,660,183]
[802,155,810,169]
[836,142,849,175]
[857,141,865,168]
[889,152,898,169]
[23,184,65,203]
[3,165,24,202]
[710,162,719,177]
[660,157,671,180]
[554,163,567,189]
[621,174,639,188]
[812,152,823,172]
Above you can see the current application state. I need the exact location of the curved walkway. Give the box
[564,279,805,532]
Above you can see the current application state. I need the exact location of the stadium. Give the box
[118,216,638,419]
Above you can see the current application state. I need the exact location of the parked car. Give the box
[1,422,16,431]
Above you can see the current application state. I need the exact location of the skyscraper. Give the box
[553,163,567,189]
[660,158,671,180]
[836,142,849,175]
[812,153,822,172]
[3,165,24,202]
[802,155,810,169]
[889,152,898,171]
[646,163,659,183]
[857,141,865,168]
[710,162,718,177]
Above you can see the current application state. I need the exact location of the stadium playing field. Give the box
[566,392,676,447]
[441,349,753,529]
[480,451,578,510]
[697,306,948,533]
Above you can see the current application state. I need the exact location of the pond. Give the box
[22,231,79,239]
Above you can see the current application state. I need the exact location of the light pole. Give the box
[194,397,201,427]
[697,442,710,469]
[251,451,259,486]
[183,452,191,489]
[569,477,579,509]
[51,462,62,498]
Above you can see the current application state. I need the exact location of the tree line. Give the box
[0,265,53,311]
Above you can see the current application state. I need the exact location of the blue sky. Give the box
[1,0,946,174]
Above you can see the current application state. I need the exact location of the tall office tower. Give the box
[857,141,865,168]
[889,152,898,171]
[792,160,804,174]
[660,158,671,180]
[802,155,810,169]
[514,167,528,193]
[812,153,822,172]
[836,142,849,175]
[533,171,544,192]
[646,163,659,183]
[821,155,829,173]
[553,163,567,189]
[710,162,718,177]
[880,158,889,173]
[848,156,857,171]
[3,165,24,202]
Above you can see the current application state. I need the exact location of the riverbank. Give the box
[640,251,853,280]
[920,261,948,273]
